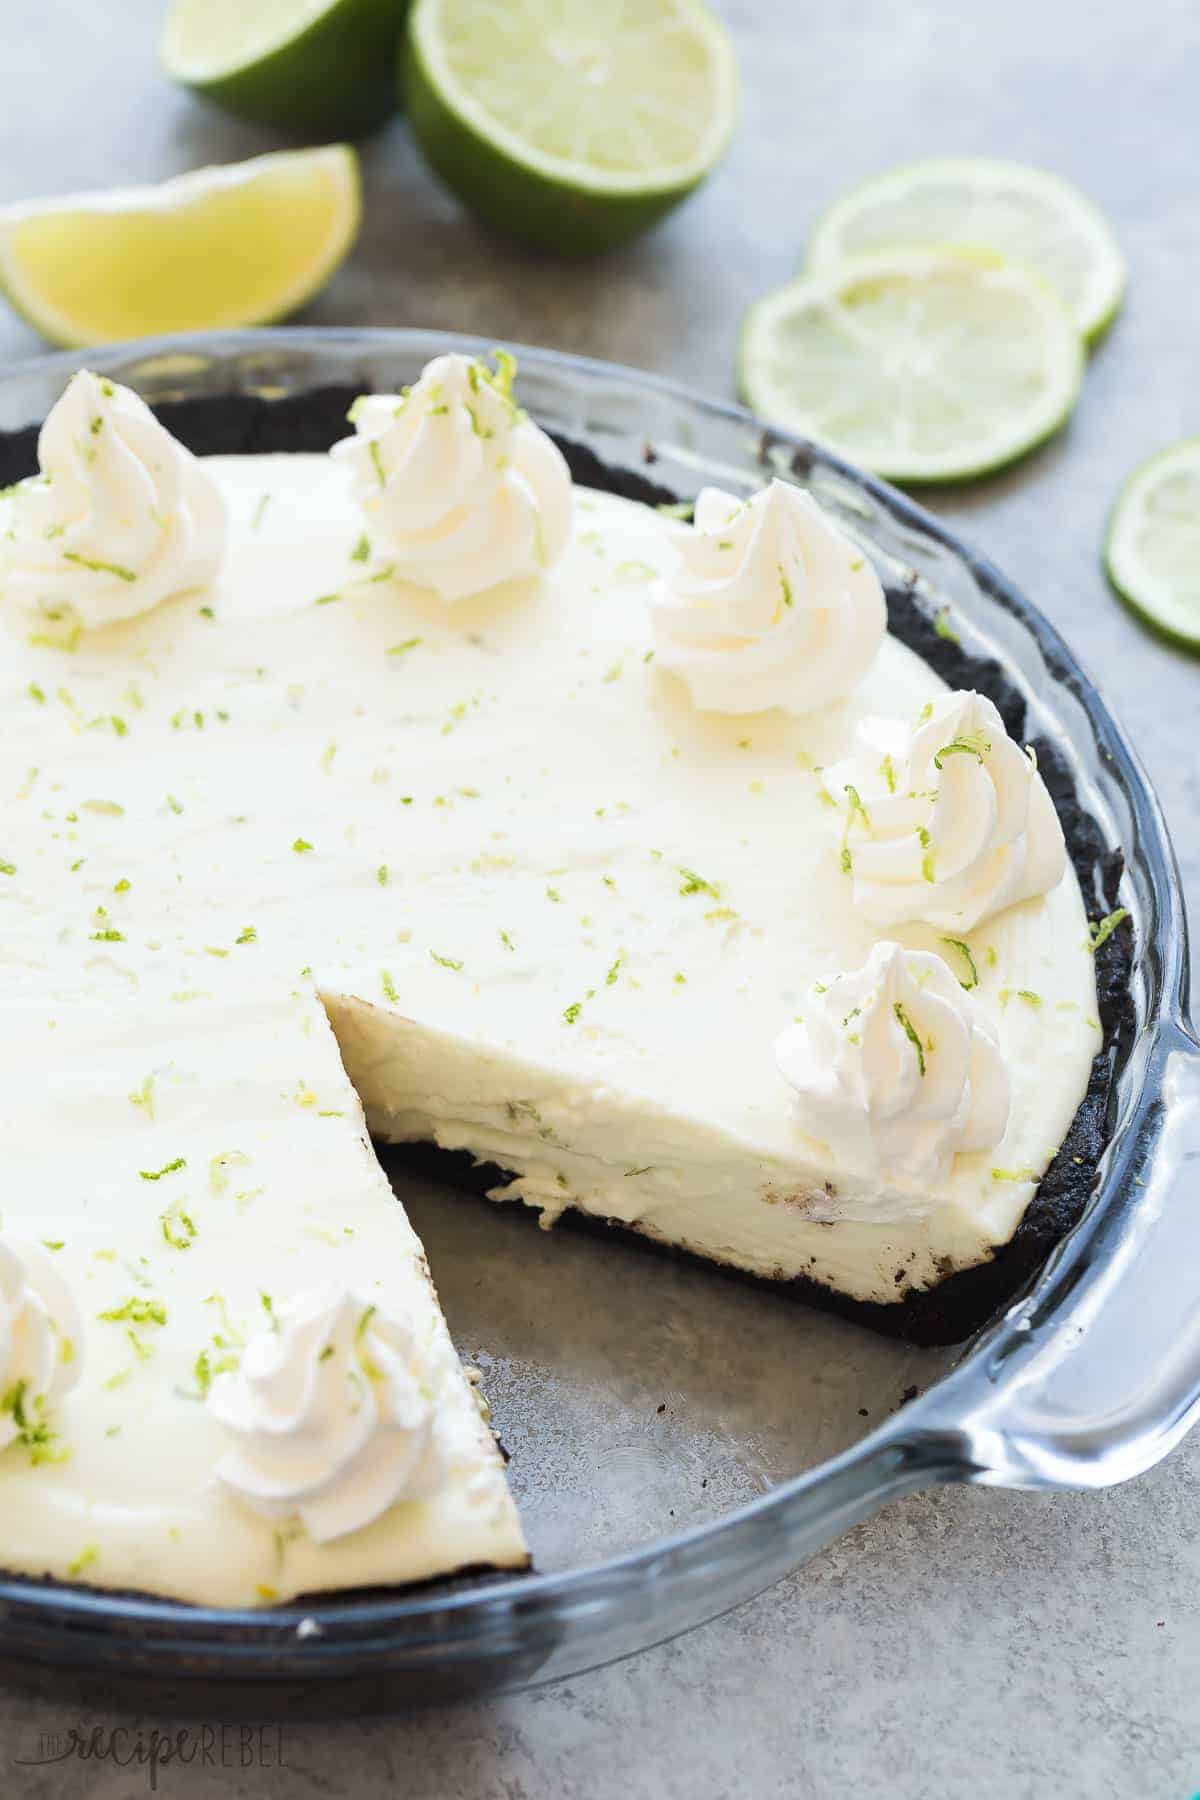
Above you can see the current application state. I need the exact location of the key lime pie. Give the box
[0,352,1125,1609]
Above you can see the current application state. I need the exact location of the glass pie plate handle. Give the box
[905,1019,1200,1492]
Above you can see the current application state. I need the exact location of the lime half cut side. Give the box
[0,148,361,349]
[404,0,739,255]
[1105,438,1200,649]
[806,157,1125,343]
[162,0,407,137]
[739,248,1084,485]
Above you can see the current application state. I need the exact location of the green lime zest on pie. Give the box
[98,1298,167,1327]
[933,732,990,769]
[677,866,721,899]
[139,1157,186,1182]
[940,938,979,990]
[840,784,871,873]
[128,1074,156,1119]
[62,551,138,583]
[1088,908,1129,952]
[160,1201,197,1250]
[1,1381,67,1466]
[893,1002,926,1077]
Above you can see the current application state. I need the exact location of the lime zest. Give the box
[62,551,137,583]
[940,937,979,990]
[1088,908,1129,952]
[893,1002,926,1076]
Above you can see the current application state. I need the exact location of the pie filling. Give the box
[0,359,1118,1607]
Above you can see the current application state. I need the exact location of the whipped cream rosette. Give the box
[648,478,885,714]
[775,942,1010,1182]
[828,689,1066,931]
[0,370,226,629]
[206,1283,449,1543]
[332,350,573,602]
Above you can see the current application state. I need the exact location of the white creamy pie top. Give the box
[0,450,1100,1606]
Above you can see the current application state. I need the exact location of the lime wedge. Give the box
[0,149,361,349]
[403,0,739,255]
[739,248,1084,485]
[1105,439,1200,649]
[806,157,1125,343]
[162,0,406,137]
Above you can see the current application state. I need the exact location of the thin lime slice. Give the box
[162,0,406,137]
[739,248,1084,485]
[403,0,739,255]
[0,148,361,349]
[1105,438,1200,649]
[806,157,1125,343]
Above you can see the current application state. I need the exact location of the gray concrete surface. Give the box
[2,1,1200,1794]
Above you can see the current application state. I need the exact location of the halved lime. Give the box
[0,148,361,349]
[806,157,1125,343]
[739,248,1084,485]
[1105,439,1200,649]
[403,0,739,256]
[162,0,407,137]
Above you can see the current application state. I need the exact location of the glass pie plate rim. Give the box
[0,326,1195,1704]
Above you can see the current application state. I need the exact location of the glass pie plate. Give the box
[0,328,1197,1715]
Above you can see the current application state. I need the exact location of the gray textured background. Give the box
[3,2,1200,1795]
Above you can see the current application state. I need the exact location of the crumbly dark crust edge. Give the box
[0,386,1135,1348]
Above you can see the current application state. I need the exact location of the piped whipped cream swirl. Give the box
[0,1236,82,1455]
[332,350,573,602]
[648,478,885,714]
[0,371,226,629]
[206,1284,448,1543]
[775,942,1010,1182]
[827,689,1066,931]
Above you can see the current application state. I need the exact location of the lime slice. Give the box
[739,248,1084,485]
[162,0,406,137]
[806,157,1125,343]
[1105,439,1200,649]
[0,149,361,349]
[403,0,739,256]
